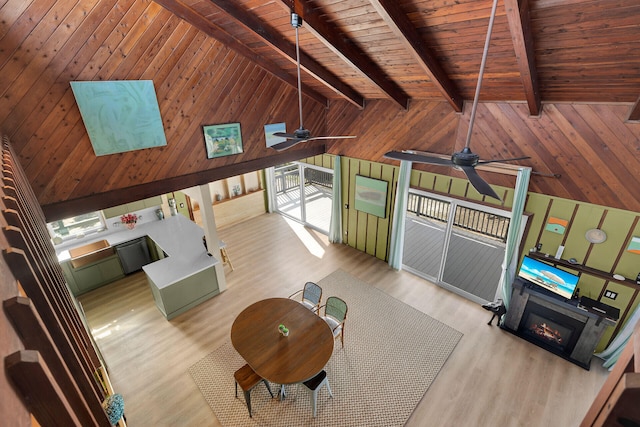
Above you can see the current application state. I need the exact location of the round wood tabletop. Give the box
[231,298,334,384]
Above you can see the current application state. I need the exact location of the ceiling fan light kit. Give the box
[270,13,355,152]
[383,0,529,201]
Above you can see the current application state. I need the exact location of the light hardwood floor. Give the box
[78,213,609,427]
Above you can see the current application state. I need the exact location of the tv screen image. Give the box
[518,256,580,300]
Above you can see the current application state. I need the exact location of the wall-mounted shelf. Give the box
[528,251,639,289]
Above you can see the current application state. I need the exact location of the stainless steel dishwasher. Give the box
[115,237,152,274]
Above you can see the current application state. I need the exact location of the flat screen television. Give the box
[517,256,580,300]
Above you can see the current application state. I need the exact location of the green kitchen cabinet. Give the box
[103,196,163,219]
[62,254,125,296]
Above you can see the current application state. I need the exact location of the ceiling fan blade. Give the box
[459,165,501,200]
[384,150,453,167]
[304,135,357,141]
[273,132,299,139]
[270,138,307,152]
[477,156,531,165]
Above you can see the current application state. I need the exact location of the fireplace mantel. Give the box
[503,278,617,369]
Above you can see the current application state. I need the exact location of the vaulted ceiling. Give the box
[159,0,640,116]
[2,0,640,219]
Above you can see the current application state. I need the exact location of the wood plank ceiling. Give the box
[1,0,640,218]
[161,0,640,110]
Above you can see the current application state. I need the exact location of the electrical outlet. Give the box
[604,291,618,300]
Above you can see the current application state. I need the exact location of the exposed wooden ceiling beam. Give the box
[41,145,326,222]
[504,0,541,116]
[206,0,364,109]
[368,0,464,113]
[289,0,411,110]
[153,0,328,106]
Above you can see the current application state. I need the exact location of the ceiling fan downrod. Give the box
[291,13,304,131]
[464,0,499,150]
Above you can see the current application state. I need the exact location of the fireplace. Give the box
[519,301,584,356]
[503,278,617,369]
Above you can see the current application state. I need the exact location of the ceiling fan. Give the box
[384,0,529,200]
[271,12,356,152]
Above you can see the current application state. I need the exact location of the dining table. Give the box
[230,297,334,396]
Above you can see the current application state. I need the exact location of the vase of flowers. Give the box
[121,213,138,230]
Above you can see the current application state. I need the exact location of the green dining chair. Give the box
[289,281,322,312]
[318,296,347,348]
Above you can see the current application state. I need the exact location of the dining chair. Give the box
[288,281,322,311]
[302,370,332,417]
[234,363,274,417]
[318,296,348,348]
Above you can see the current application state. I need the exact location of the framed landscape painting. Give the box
[354,175,388,218]
[203,123,243,159]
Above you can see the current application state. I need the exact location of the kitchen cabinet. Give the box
[62,254,125,296]
[103,196,163,219]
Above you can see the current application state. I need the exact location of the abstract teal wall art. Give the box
[70,80,167,156]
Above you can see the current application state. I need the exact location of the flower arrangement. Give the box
[121,213,138,229]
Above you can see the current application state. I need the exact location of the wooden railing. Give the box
[580,320,640,426]
[1,136,111,425]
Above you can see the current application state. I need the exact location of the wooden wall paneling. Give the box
[4,296,99,426]
[110,2,169,77]
[0,0,77,99]
[1,0,100,147]
[573,105,640,190]
[9,0,128,145]
[145,38,233,181]
[554,104,634,206]
[104,27,212,189]
[545,105,623,205]
[124,10,188,79]
[62,4,171,198]
[160,53,253,176]
[5,350,84,427]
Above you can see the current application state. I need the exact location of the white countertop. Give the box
[56,215,218,289]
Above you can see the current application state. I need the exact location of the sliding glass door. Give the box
[270,162,333,234]
[402,189,511,304]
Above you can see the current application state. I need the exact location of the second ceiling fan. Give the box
[271,12,356,152]
[384,0,529,200]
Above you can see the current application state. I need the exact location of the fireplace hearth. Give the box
[503,278,617,369]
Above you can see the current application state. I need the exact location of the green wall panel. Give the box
[319,153,639,351]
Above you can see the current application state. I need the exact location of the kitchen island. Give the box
[57,215,220,320]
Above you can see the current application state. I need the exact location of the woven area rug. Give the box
[188,269,463,426]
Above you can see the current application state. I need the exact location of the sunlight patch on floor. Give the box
[284,217,325,258]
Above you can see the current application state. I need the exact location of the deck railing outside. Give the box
[407,193,509,242]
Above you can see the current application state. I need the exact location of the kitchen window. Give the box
[48,211,107,242]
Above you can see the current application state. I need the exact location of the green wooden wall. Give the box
[306,154,640,352]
